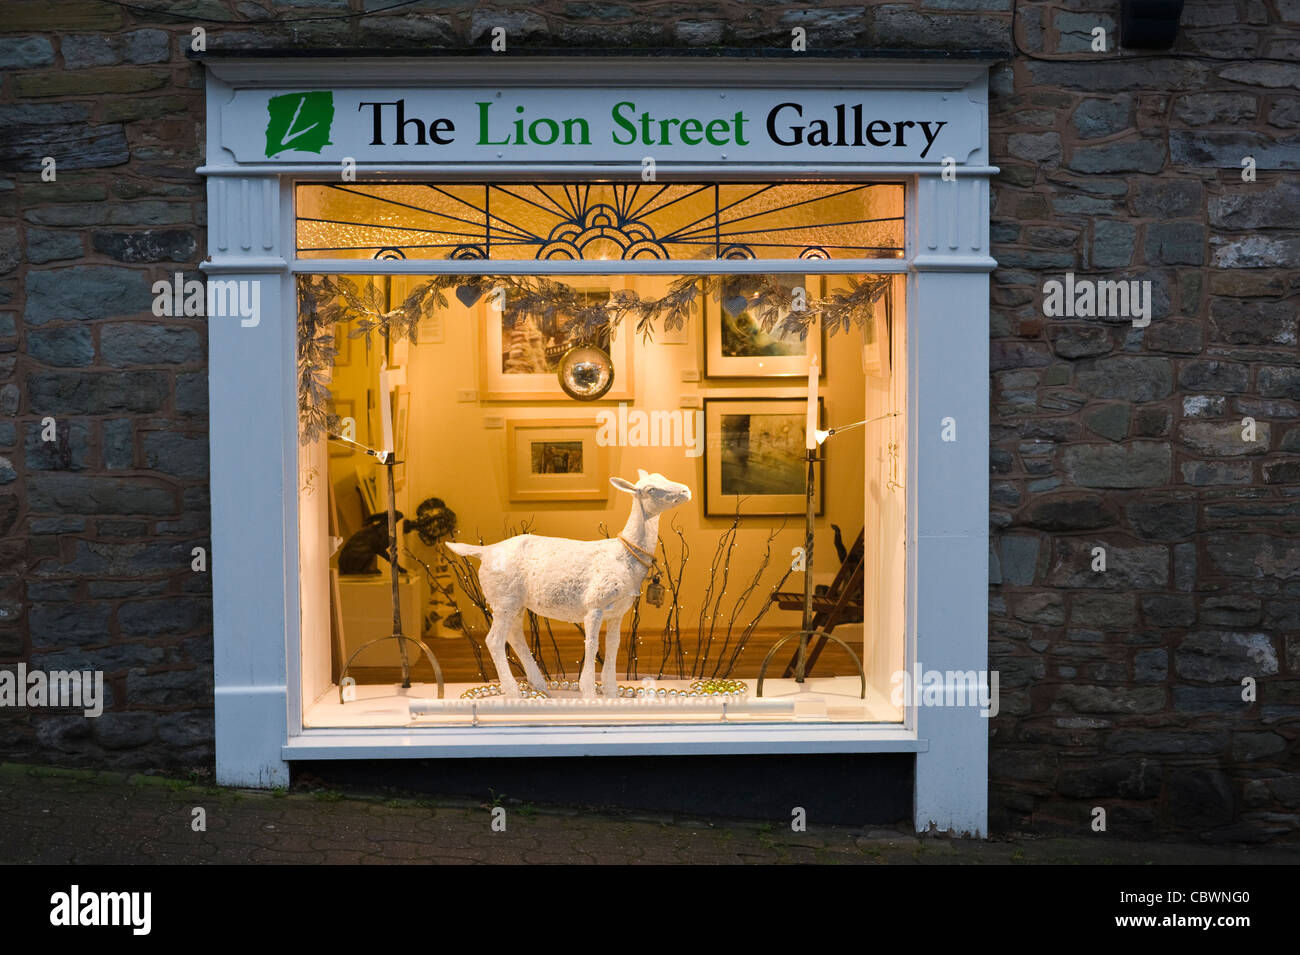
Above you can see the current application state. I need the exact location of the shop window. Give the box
[295,182,907,729]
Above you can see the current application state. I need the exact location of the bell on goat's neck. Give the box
[645,574,665,608]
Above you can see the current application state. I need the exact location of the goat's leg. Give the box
[579,608,603,699]
[484,610,522,697]
[507,614,549,695]
[601,615,623,698]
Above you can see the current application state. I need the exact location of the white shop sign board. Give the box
[222,87,981,165]
[201,58,993,837]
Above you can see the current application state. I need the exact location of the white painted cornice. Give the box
[203,56,992,91]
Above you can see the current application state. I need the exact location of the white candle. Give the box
[805,353,819,449]
[379,365,395,457]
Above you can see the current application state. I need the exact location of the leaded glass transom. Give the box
[296,182,904,261]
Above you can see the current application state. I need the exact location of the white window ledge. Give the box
[283,724,928,761]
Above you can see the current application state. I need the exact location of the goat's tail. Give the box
[444,541,487,559]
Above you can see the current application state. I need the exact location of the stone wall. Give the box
[987,2,1300,842]
[0,0,1295,840]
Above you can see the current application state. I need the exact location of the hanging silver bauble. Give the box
[557,344,615,400]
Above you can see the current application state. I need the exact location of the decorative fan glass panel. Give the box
[296,182,904,261]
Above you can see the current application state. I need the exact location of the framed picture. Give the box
[328,397,355,457]
[704,275,826,379]
[479,277,635,401]
[703,397,824,517]
[506,418,610,502]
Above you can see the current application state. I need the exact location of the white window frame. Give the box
[200,57,994,835]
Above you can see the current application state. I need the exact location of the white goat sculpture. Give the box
[446,470,691,699]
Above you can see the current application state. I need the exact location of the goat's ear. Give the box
[610,477,638,494]
[637,468,649,481]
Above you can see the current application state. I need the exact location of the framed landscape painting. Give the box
[506,418,610,502]
[704,275,826,379]
[703,397,824,517]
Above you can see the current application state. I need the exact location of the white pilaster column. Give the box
[910,168,995,836]
[203,170,293,788]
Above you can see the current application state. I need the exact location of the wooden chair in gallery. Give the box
[773,525,866,679]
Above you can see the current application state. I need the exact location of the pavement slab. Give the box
[1,762,1297,865]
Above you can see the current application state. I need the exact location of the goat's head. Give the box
[610,469,692,516]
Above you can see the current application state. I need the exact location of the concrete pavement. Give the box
[1,762,1295,864]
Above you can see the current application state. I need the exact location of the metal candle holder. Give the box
[329,432,444,702]
[755,447,866,698]
[753,413,896,699]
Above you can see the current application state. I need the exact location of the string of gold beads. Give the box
[459,678,748,700]
[686,678,749,698]
[460,681,548,700]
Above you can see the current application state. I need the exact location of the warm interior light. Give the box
[300,265,907,728]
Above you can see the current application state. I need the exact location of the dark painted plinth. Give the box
[295,754,914,826]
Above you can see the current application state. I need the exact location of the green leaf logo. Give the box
[265,91,334,157]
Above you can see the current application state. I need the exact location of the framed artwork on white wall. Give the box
[505,418,610,502]
[703,397,824,517]
[704,275,826,380]
[479,277,635,401]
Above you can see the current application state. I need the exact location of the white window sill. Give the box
[282,723,926,760]
[287,678,921,759]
